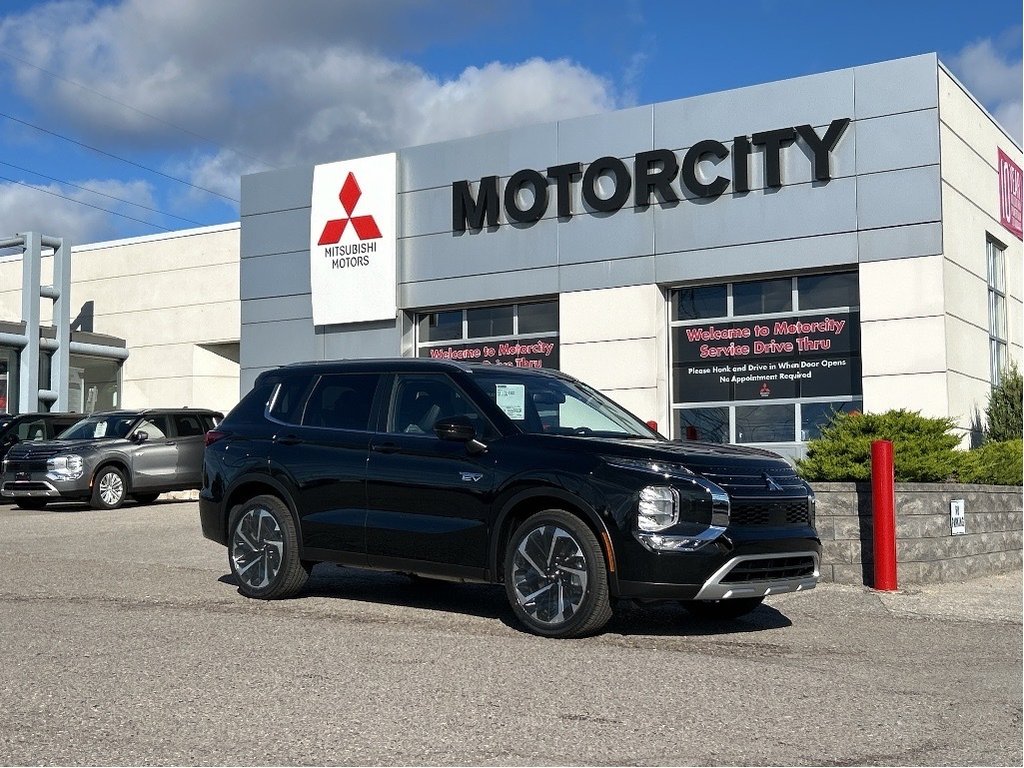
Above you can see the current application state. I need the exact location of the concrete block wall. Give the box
[814,482,1023,585]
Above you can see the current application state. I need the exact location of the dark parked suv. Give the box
[200,359,820,637]
[2,408,221,510]
[0,412,81,463]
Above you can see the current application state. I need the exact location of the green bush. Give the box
[797,409,961,482]
[985,362,1022,442]
[958,440,1023,485]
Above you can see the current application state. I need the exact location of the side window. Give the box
[388,374,490,437]
[201,414,220,431]
[173,414,204,438]
[136,416,170,439]
[302,373,380,431]
[16,419,48,441]
[268,376,315,425]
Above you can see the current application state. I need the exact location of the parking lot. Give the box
[0,499,1020,766]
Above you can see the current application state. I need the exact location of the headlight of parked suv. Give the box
[637,486,679,532]
[46,454,84,481]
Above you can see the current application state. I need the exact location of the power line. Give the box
[0,173,173,232]
[0,160,205,227]
[0,111,239,203]
[0,50,269,167]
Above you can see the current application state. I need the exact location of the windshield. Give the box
[59,414,138,441]
[473,371,660,439]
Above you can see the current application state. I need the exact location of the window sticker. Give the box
[495,383,526,420]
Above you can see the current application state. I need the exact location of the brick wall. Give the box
[813,483,1023,585]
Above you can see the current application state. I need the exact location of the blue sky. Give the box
[0,0,1020,245]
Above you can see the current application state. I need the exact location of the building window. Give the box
[987,238,1008,385]
[68,354,122,414]
[670,272,862,445]
[416,299,559,369]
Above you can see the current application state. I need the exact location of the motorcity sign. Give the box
[673,310,862,402]
[419,336,559,369]
[310,153,397,326]
[452,118,850,232]
[998,148,1023,241]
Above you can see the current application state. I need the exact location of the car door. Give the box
[130,414,176,489]
[364,373,497,578]
[171,412,207,485]
[268,372,381,563]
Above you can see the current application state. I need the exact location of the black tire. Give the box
[90,466,128,509]
[15,499,47,510]
[503,509,613,638]
[681,596,765,620]
[132,492,160,505]
[228,494,310,600]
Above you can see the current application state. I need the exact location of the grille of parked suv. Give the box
[4,457,50,473]
[729,499,811,526]
[720,555,817,583]
[695,465,806,495]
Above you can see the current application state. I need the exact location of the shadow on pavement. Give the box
[217,563,792,637]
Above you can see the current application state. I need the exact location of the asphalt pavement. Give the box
[0,500,1020,766]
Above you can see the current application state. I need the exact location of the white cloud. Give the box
[950,35,1023,143]
[0,178,158,243]
[0,0,621,208]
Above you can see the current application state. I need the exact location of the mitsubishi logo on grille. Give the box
[317,172,383,245]
[763,473,784,492]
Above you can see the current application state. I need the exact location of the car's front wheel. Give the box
[681,596,765,620]
[228,495,310,599]
[504,509,612,638]
[91,466,127,509]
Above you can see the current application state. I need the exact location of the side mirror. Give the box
[434,416,488,455]
[434,416,476,442]
[132,431,150,444]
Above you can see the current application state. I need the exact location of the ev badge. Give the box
[460,472,484,483]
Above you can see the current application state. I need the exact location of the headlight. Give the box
[46,454,84,481]
[637,485,679,532]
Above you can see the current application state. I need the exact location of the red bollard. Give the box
[871,439,898,590]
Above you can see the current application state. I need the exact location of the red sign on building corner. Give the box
[998,148,1023,241]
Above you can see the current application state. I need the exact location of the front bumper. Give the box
[612,525,821,601]
[2,475,90,500]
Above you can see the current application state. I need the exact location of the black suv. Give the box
[0,412,81,464]
[2,408,221,510]
[200,359,820,638]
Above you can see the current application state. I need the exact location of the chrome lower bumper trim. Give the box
[1,480,63,498]
[693,551,820,601]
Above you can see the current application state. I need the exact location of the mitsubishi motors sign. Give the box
[310,153,397,325]
[998,148,1023,241]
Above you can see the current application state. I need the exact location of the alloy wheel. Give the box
[98,471,124,507]
[510,524,589,626]
[230,506,285,590]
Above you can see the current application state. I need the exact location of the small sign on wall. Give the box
[998,149,1023,241]
[950,499,966,535]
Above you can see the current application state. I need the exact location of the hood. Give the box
[7,438,121,457]
[527,433,794,472]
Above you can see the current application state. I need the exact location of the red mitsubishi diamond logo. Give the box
[317,172,383,245]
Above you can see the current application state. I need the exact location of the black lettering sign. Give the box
[451,117,852,232]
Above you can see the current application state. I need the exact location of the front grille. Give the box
[721,555,817,583]
[4,459,48,473]
[729,499,811,527]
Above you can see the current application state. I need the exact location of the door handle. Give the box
[370,442,401,454]
[275,434,302,446]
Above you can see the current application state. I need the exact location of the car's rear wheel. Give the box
[504,509,612,638]
[91,466,127,509]
[132,492,160,505]
[15,499,47,510]
[228,494,310,599]
[681,596,765,620]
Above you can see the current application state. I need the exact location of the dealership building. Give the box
[2,53,1022,457]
